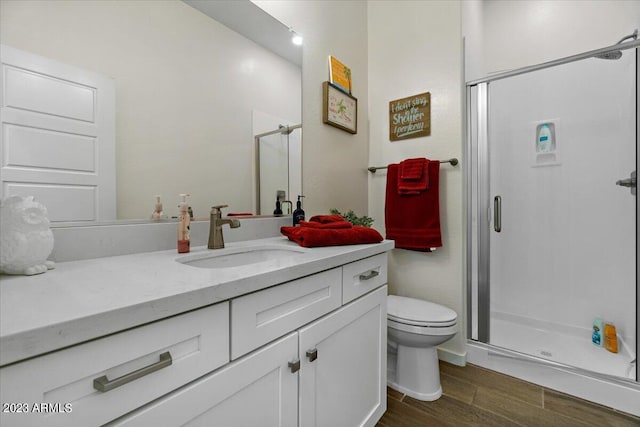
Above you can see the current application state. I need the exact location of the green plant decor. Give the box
[330,209,374,227]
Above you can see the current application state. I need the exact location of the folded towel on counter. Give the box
[227,212,253,216]
[281,225,383,248]
[298,220,353,229]
[398,158,430,195]
[385,160,442,251]
[307,214,346,224]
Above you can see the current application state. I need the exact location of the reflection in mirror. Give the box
[255,124,302,215]
[0,0,301,224]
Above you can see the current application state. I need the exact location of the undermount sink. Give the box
[177,244,307,269]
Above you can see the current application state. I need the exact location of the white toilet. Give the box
[387,295,457,401]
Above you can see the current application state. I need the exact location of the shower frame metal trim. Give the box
[467,39,640,86]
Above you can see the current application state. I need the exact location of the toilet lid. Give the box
[387,295,457,327]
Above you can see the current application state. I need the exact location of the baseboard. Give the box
[437,347,466,367]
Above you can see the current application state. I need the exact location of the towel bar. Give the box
[368,158,458,173]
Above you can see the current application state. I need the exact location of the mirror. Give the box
[0,0,302,222]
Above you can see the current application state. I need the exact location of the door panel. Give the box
[0,45,115,221]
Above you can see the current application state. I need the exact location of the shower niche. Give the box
[533,120,560,166]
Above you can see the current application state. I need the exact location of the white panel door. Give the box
[0,45,115,222]
[299,285,387,427]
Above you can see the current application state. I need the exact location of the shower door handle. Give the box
[494,196,501,232]
[615,171,636,196]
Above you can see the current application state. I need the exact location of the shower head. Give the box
[595,29,638,60]
[596,50,623,60]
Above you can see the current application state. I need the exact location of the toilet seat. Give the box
[387,295,457,328]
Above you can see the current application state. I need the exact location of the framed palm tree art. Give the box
[322,81,357,134]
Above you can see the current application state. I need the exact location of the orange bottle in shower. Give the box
[604,323,618,353]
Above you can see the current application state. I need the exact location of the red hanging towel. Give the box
[385,160,442,251]
[398,158,430,195]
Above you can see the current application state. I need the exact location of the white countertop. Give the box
[0,237,393,366]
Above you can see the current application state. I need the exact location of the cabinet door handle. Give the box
[359,270,379,281]
[93,351,172,392]
[288,359,300,373]
[306,348,318,362]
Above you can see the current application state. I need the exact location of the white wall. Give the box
[368,1,466,361]
[465,0,640,81]
[254,0,370,217]
[0,0,301,219]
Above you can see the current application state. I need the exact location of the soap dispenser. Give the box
[177,193,191,253]
[293,195,305,226]
[151,195,165,220]
[273,199,283,215]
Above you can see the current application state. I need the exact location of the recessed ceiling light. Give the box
[291,34,303,46]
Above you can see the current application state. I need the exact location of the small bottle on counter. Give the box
[151,195,166,220]
[293,195,305,226]
[604,323,619,353]
[177,194,191,253]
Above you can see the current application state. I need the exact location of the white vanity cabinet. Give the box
[299,285,387,427]
[0,246,390,427]
[112,254,388,427]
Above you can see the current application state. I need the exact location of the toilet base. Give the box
[388,344,443,401]
[387,380,442,401]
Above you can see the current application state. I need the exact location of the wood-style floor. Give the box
[377,361,640,427]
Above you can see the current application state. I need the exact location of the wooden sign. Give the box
[389,92,430,141]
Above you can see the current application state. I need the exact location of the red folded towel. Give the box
[227,212,253,216]
[400,158,425,180]
[385,160,441,251]
[299,220,353,229]
[398,158,430,195]
[281,225,383,248]
[308,214,346,224]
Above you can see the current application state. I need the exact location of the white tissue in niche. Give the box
[0,195,55,276]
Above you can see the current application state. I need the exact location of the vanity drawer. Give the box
[342,253,388,304]
[231,267,342,359]
[0,302,229,427]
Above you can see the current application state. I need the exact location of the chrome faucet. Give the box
[208,205,241,249]
[281,200,293,215]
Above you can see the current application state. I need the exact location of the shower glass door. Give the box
[484,49,636,380]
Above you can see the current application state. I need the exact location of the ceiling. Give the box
[183,0,302,66]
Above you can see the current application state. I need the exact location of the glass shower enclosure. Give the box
[466,41,638,386]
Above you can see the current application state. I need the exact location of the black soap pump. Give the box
[293,195,305,226]
[273,198,283,215]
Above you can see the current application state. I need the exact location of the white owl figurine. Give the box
[0,196,55,276]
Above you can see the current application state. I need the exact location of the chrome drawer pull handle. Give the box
[359,270,379,281]
[93,351,172,392]
[288,359,301,373]
[306,348,318,362]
